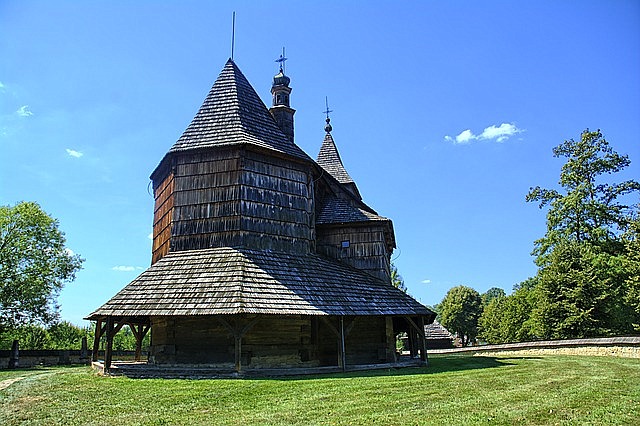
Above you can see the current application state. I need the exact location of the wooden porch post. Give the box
[321,316,356,371]
[339,316,347,372]
[419,316,428,364]
[129,324,150,362]
[405,316,428,366]
[234,336,242,372]
[104,317,114,371]
[91,319,102,362]
[219,316,259,373]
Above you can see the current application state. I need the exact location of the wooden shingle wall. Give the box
[152,172,174,264]
[157,146,315,255]
[170,149,244,252]
[316,224,391,282]
[239,150,314,253]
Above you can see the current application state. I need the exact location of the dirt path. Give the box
[0,377,24,391]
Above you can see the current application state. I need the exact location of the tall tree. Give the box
[526,129,639,338]
[527,129,639,263]
[481,287,506,306]
[0,202,83,332]
[390,262,407,292]
[623,218,640,331]
[439,285,482,346]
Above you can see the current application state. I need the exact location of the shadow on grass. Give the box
[268,354,536,381]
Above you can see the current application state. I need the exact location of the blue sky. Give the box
[1,1,639,326]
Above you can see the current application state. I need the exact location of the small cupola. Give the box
[269,49,295,143]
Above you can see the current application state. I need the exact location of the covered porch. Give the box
[90,313,431,376]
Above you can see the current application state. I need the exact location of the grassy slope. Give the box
[1,355,639,425]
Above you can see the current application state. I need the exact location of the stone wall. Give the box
[430,336,640,358]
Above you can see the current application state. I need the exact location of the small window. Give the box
[341,240,350,248]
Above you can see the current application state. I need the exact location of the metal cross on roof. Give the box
[323,96,333,120]
[275,47,287,73]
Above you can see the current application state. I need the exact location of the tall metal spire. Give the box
[323,97,333,133]
[275,47,287,74]
[230,12,236,60]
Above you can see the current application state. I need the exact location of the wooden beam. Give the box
[113,321,126,335]
[218,316,260,372]
[104,317,114,371]
[91,319,103,362]
[419,316,428,364]
[320,316,339,337]
[405,316,428,365]
[321,316,355,370]
[339,316,347,372]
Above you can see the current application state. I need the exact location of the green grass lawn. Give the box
[1,354,639,425]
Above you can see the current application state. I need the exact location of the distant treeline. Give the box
[0,321,150,352]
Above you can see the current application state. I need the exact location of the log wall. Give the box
[316,225,391,282]
[149,315,393,368]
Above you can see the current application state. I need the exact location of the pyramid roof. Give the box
[169,59,310,161]
[86,247,434,319]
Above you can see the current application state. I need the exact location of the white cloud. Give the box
[0,81,5,90]
[479,123,522,142]
[421,279,431,284]
[112,265,136,272]
[455,129,475,144]
[66,148,83,158]
[445,122,524,144]
[65,248,75,256]
[148,232,153,240]
[16,105,33,117]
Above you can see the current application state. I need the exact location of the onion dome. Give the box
[273,68,290,87]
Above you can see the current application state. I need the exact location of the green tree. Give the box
[439,285,482,346]
[47,321,86,349]
[0,202,83,332]
[479,279,539,344]
[481,287,506,306]
[526,129,639,338]
[390,263,407,292]
[622,218,640,330]
[527,129,639,262]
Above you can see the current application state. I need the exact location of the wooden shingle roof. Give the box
[424,320,454,340]
[86,247,434,319]
[169,59,311,162]
[317,132,355,185]
[316,132,361,199]
[316,195,389,225]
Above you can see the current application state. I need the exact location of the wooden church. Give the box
[86,57,435,373]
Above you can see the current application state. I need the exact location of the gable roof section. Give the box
[86,247,433,319]
[169,59,310,161]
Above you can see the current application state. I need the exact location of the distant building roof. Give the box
[86,247,434,319]
[424,320,454,340]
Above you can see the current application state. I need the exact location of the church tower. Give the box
[269,56,295,143]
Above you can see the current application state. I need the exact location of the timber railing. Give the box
[429,336,640,354]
